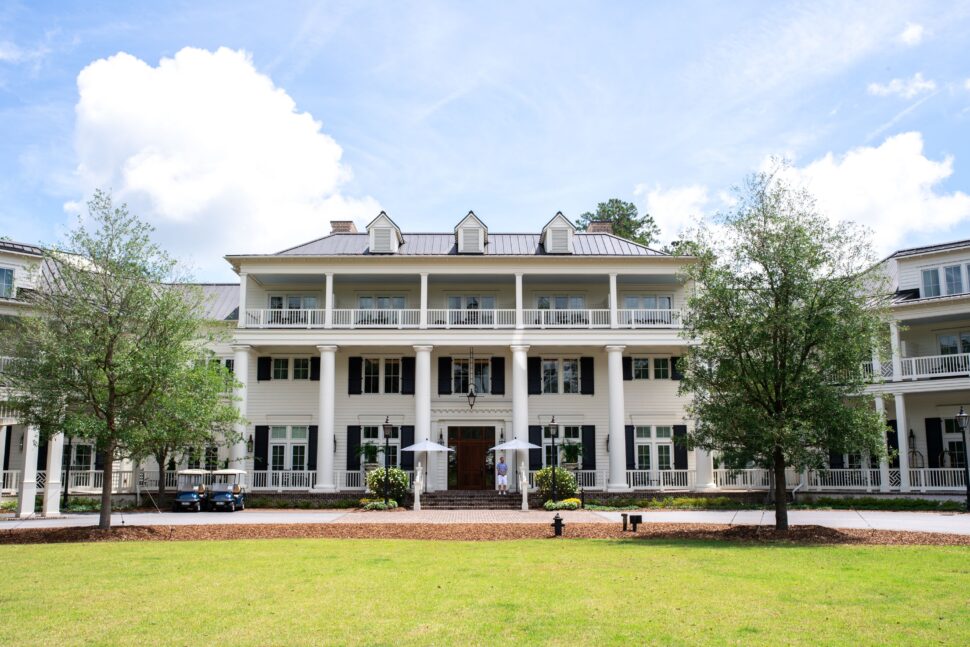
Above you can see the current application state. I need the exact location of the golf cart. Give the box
[172,469,210,512]
[207,469,247,512]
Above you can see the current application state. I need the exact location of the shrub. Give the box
[362,499,398,511]
[365,467,410,502]
[532,467,577,499]
[544,497,582,511]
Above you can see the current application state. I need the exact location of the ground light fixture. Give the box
[382,415,393,506]
[954,406,970,512]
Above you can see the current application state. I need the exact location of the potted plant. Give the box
[561,442,583,470]
[357,443,381,471]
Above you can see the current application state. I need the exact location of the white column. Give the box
[238,272,248,328]
[314,345,338,490]
[16,426,39,518]
[609,273,618,329]
[42,432,65,516]
[875,396,891,493]
[414,345,433,490]
[515,273,524,330]
[419,273,429,329]
[229,345,250,469]
[324,272,334,329]
[889,321,902,381]
[511,345,530,490]
[693,448,715,490]
[895,393,911,492]
[606,345,630,490]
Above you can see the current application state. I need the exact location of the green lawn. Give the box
[1,539,968,645]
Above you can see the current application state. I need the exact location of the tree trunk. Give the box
[772,446,789,531]
[99,444,114,529]
[156,450,167,498]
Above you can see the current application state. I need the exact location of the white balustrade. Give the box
[616,309,682,328]
[1,469,20,493]
[521,309,612,329]
[626,469,694,490]
[900,352,970,380]
[332,309,422,329]
[808,469,876,491]
[909,468,966,490]
[249,470,316,491]
[335,470,365,490]
[426,309,516,329]
[245,309,326,328]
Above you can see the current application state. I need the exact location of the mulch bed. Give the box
[2,523,969,546]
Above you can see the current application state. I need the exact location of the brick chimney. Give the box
[330,220,358,234]
[587,220,613,234]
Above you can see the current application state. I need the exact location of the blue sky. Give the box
[2,0,970,280]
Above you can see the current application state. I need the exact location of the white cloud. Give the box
[965,78,970,91]
[899,23,925,46]
[0,40,49,64]
[634,183,710,243]
[69,47,380,278]
[867,73,936,99]
[778,132,970,256]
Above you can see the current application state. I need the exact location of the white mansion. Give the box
[1,214,968,514]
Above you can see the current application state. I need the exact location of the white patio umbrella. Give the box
[400,440,454,453]
[489,438,541,451]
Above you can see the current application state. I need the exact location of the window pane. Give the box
[644,296,657,309]
[391,296,406,309]
[287,296,302,309]
[481,296,495,309]
[384,426,399,439]
[290,426,308,440]
[658,296,672,309]
[635,426,651,439]
[363,358,380,393]
[358,296,373,309]
[272,358,289,380]
[922,269,941,297]
[205,446,218,471]
[537,296,550,309]
[303,296,318,309]
[544,444,557,467]
[554,296,569,310]
[269,295,283,309]
[623,296,639,308]
[569,296,585,309]
[75,445,92,470]
[637,445,651,470]
[563,426,580,439]
[961,334,970,355]
[657,445,672,470]
[633,358,650,380]
[293,358,310,380]
[474,359,490,394]
[939,335,959,355]
[362,426,379,439]
[386,445,399,468]
[453,359,469,394]
[270,426,287,440]
[654,358,670,379]
[447,296,462,309]
[948,441,966,468]
[542,359,559,393]
[291,445,306,471]
[562,359,579,393]
[225,359,234,374]
[384,359,401,393]
[655,426,672,439]
[271,446,285,471]
[0,268,12,298]
[945,266,963,295]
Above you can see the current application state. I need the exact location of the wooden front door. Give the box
[448,427,495,490]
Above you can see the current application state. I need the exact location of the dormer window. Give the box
[455,211,487,254]
[366,212,403,254]
[541,212,576,254]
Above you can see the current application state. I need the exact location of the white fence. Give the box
[626,469,694,490]
[521,309,612,329]
[426,309,517,328]
[616,309,683,328]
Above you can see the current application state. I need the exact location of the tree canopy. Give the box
[575,198,659,247]
[2,190,239,528]
[678,167,891,530]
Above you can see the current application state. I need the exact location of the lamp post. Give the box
[549,416,559,503]
[382,416,393,506]
[954,406,970,512]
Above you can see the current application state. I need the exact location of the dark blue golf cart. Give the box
[207,469,247,512]
[172,469,210,512]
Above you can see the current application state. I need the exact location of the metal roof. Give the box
[172,283,239,321]
[890,238,970,259]
[0,239,44,257]
[275,232,665,257]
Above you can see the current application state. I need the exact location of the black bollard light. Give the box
[551,513,565,537]
[630,514,643,532]
[621,512,628,531]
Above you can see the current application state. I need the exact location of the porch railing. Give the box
[521,309,611,329]
[900,352,970,380]
[250,470,317,491]
[909,467,966,490]
[245,309,326,328]
[808,468,880,491]
[626,469,694,490]
[333,309,422,329]
[426,309,516,329]
[1,469,20,493]
[616,309,682,328]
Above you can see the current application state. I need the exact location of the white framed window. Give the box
[62,443,94,470]
[540,358,582,394]
[632,357,650,380]
[453,358,490,395]
[622,295,673,310]
[0,267,13,299]
[542,359,558,393]
[446,295,496,310]
[922,268,942,298]
[269,425,309,471]
[361,357,403,394]
[633,425,674,471]
[293,358,310,380]
[542,425,581,467]
[272,358,289,380]
[358,295,406,309]
[360,425,400,467]
[654,357,670,380]
[536,295,586,310]
[944,265,964,295]
[562,359,580,393]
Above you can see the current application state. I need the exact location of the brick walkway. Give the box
[332,509,610,524]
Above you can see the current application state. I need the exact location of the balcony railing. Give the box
[243,307,683,330]
[901,352,970,380]
[626,469,694,490]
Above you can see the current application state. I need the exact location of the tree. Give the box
[128,351,241,498]
[3,190,233,529]
[678,167,890,531]
[575,198,659,247]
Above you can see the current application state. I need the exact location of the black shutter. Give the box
[528,426,543,470]
[310,357,320,381]
[401,357,415,395]
[671,356,684,380]
[886,420,900,468]
[348,357,362,395]
[490,357,505,395]
[400,426,415,470]
[581,425,596,470]
[36,438,48,471]
[94,450,105,471]
[257,356,272,381]
[580,357,594,394]
[527,357,542,394]
[347,426,361,471]
[307,426,318,471]
[438,357,452,395]
[673,425,688,469]
[926,418,944,468]
[625,425,635,470]
[829,451,844,469]
[622,356,633,381]
[254,426,269,470]
[2,427,10,471]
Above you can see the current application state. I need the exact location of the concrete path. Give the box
[592,509,970,535]
[2,508,968,534]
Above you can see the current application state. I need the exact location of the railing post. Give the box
[420,272,428,329]
[609,273,618,329]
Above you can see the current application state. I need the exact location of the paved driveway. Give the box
[0,510,348,529]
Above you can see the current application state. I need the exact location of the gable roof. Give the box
[0,239,44,257]
[270,232,665,257]
[454,211,488,234]
[889,238,970,259]
[541,211,576,232]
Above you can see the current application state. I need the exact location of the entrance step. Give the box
[419,490,540,510]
